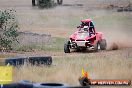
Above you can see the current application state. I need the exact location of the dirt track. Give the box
[0,0,132,87]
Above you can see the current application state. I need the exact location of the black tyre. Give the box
[2,83,19,88]
[5,56,52,66]
[28,56,52,66]
[64,41,70,53]
[93,41,99,52]
[100,39,107,50]
[18,80,33,88]
[32,0,36,6]
[5,57,25,66]
[33,82,68,88]
[117,7,123,12]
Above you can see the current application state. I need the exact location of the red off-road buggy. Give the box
[64,19,107,53]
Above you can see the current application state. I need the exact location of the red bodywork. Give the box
[70,32,102,45]
[69,19,103,47]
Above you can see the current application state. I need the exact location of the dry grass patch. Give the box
[13,49,132,88]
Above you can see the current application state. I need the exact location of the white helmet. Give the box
[83,26,88,29]
[83,26,89,31]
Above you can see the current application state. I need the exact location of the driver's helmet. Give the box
[82,22,89,26]
[83,26,89,31]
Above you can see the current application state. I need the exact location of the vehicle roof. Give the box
[81,19,92,23]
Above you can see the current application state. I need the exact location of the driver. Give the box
[89,21,95,36]
[80,21,95,37]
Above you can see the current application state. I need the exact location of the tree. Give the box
[57,0,63,5]
[37,0,55,8]
[32,0,36,6]
[0,9,19,51]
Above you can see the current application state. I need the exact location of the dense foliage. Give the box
[38,0,55,8]
[0,9,19,51]
[37,0,63,8]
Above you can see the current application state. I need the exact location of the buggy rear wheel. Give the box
[100,39,107,50]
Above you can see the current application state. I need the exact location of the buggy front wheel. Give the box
[64,41,70,53]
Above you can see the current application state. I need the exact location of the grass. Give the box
[0,53,15,59]
[14,37,65,52]
[40,37,65,51]
[39,10,132,28]
[13,49,132,87]
[93,11,132,29]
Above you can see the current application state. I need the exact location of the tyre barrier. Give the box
[28,56,52,66]
[0,81,90,88]
[5,56,52,66]
[5,57,25,66]
[18,80,33,88]
[117,7,132,12]
[33,82,69,88]
[0,80,33,88]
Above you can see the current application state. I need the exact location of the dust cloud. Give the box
[102,17,132,50]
